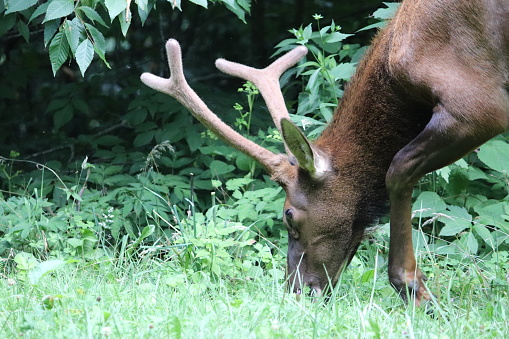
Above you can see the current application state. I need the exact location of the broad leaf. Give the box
[5,0,37,14]
[412,191,447,218]
[473,224,495,250]
[64,18,84,54]
[14,252,38,270]
[135,0,148,11]
[373,2,401,20]
[29,2,50,23]
[237,0,250,12]
[17,20,29,42]
[105,0,127,20]
[0,14,16,36]
[49,31,70,75]
[133,131,154,147]
[43,0,74,23]
[119,10,131,36]
[53,105,73,129]
[330,63,356,81]
[189,0,207,8]
[438,205,472,237]
[44,19,60,46]
[210,160,235,176]
[77,6,109,28]
[325,32,353,43]
[85,24,106,51]
[477,139,509,173]
[221,0,246,23]
[85,24,110,67]
[225,178,255,191]
[76,39,94,76]
[28,260,67,285]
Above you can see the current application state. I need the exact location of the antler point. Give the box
[166,39,179,47]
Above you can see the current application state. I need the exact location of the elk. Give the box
[141,0,509,305]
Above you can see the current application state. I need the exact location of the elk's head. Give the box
[276,119,366,296]
[141,39,363,297]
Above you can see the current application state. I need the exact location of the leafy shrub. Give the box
[1,0,252,75]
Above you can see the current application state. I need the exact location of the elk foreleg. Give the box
[385,97,508,305]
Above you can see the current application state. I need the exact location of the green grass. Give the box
[1,251,508,339]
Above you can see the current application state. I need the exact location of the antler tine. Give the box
[140,39,287,175]
[215,46,308,134]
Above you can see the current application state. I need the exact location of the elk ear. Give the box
[280,118,331,178]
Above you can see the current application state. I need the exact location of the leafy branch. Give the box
[1,0,251,75]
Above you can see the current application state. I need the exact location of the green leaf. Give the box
[136,0,148,11]
[460,232,478,254]
[473,224,495,250]
[0,14,16,36]
[306,68,321,91]
[330,63,356,80]
[76,39,94,76]
[237,0,250,12]
[475,201,509,228]
[76,6,109,28]
[53,105,74,129]
[28,260,67,285]
[135,225,155,245]
[85,24,106,50]
[137,2,150,25]
[105,0,127,20]
[5,0,37,14]
[133,131,154,147]
[477,139,509,173]
[17,20,29,42]
[435,165,451,183]
[189,0,207,8]
[14,252,38,270]
[49,31,70,75]
[325,31,352,43]
[302,23,312,40]
[216,226,243,236]
[29,2,50,23]
[43,0,74,23]
[439,206,472,237]
[44,19,60,46]
[118,10,131,36]
[373,2,401,20]
[85,23,110,68]
[225,178,255,191]
[412,191,447,218]
[210,160,235,176]
[221,0,246,23]
[64,18,84,54]
[357,21,387,32]
[67,238,83,247]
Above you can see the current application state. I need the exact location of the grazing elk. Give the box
[141,0,509,305]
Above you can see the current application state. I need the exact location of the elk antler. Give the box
[215,46,308,134]
[140,39,307,179]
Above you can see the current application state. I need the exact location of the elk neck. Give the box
[313,31,433,231]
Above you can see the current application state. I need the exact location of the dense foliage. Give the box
[1,1,508,325]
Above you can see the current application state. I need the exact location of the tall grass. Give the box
[1,240,507,338]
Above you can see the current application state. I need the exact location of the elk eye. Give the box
[285,208,294,224]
